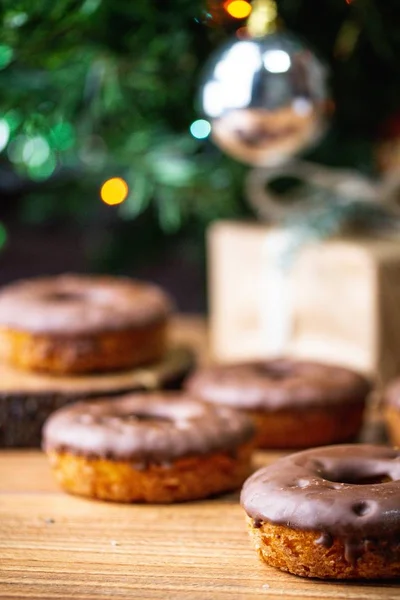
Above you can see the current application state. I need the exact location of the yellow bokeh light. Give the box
[100,177,129,206]
[224,0,252,19]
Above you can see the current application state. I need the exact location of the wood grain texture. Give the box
[1,450,400,600]
[0,317,398,599]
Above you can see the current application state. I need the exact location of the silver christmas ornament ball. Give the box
[199,32,330,166]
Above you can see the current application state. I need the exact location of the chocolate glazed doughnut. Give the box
[0,275,172,374]
[43,392,255,503]
[241,444,400,579]
[185,359,371,449]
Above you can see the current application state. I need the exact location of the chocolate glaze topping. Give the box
[43,392,254,461]
[0,275,172,334]
[186,359,371,411]
[241,444,400,562]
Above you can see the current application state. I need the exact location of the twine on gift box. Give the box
[247,160,400,269]
[246,160,400,354]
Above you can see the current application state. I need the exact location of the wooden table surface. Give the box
[0,318,399,600]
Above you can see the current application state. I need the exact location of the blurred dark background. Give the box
[0,197,209,312]
[0,0,399,312]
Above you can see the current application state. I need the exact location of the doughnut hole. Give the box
[316,464,394,486]
[253,360,294,380]
[102,413,173,425]
[43,292,83,303]
[126,413,173,424]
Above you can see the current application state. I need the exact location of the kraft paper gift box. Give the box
[208,220,400,384]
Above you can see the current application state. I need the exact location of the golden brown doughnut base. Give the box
[46,443,253,503]
[248,402,365,449]
[0,321,167,374]
[247,518,400,579]
[384,405,400,447]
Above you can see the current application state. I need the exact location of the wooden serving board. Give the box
[1,449,399,600]
[0,316,204,447]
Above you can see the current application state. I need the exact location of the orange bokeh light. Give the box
[224,0,252,19]
[100,177,129,206]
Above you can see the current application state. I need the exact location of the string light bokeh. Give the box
[100,177,129,206]
[224,1,252,19]
[190,119,211,139]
